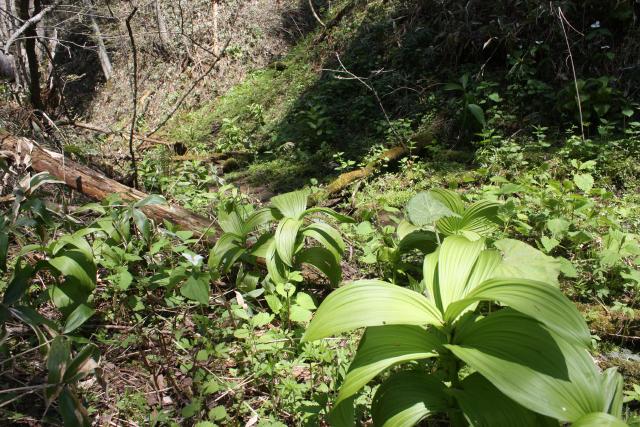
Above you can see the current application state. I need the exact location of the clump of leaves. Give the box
[304,236,626,426]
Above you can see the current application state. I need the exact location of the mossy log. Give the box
[320,117,443,199]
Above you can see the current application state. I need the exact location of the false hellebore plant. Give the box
[303,235,627,426]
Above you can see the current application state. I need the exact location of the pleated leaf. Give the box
[297,246,342,286]
[337,325,444,404]
[447,310,606,422]
[371,371,450,427]
[572,413,628,427]
[453,373,558,427]
[302,221,345,262]
[270,189,309,219]
[444,278,590,346]
[275,218,303,267]
[434,236,485,312]
[302,280,443,342]
[303,207,355,223]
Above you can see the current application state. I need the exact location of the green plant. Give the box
[303,236,626,426]
[445,73,486,132]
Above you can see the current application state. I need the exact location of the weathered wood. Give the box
[319,117,444,198]
[0,132,215,234]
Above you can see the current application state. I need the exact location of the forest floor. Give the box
[2,0,640,426]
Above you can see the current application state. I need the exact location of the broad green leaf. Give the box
[407,192,459,227]
[28,172,64,192]
[208,233,245,273]
[429,188,465,215]
[397,230,438,255]
[371,371,449,427]
[270,189,309,219]
[63,304,95,334]
[601,368,624,418]
[3,260,35,305]
[302,221,345,262]
[265,240,289,285]
[329,396,355,427]
[447,310,605,422]
[574,174,594,193]
[133,194,166,208]
[52,233,95,259]
[547,218,570,238]
[218,209,245,235]
[434,236,485,312]
[275,218,303,267]
[47,336,71,401]
[48,250,97,294]
[289,305,313,322]
[445,278,590,346]
[438,200,501,238]
[297,246,341,286]
[337,325,444,404]
[241,208,274,235]
[59,387,90,427]
[467,103,486,127]
[303,280,442,342]
[572,413,627,427]
[453,373,557,427]
[295,292,316,310]
[303,207,355,223]
[493,239,561,285]
[181,275,209,305]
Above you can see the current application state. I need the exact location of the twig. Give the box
[557,7,585,142]
[147,2,246,137]
[332,53,398,140]
[308,0,325,28]
[3,0,62,53]
[125,7,139,189]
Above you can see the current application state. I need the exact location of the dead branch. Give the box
[125,7,139,188]
[3,0,62,54]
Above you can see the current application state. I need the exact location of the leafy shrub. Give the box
[303,235,626,426]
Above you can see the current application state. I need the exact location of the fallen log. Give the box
[317,116,444,199]
[1,132,215,235]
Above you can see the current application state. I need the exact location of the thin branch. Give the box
[3,0,62,54]
[125,7,139,188]
[308,0,325,28]
[147,2,246,137]
[558,7,585,142]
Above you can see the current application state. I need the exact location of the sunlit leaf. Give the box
[303,280,443,342]
[270,189,309,219]
[297,246,342,286]
[407,192,459,227]
[445,278,590,346]
[337,325,444,404]
[275,218,303,267]
[447,310,606,422]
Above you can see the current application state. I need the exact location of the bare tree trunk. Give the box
[17,0,45,112]
[82,0,112,80]
[154,0,171,52]
[211,0,219,55]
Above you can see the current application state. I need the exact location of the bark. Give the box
[211,0,219,55]
[82,0,113,80]
[0,132,215,234]
[154,0,171,52]
[0,52,16,81]
[16,0,44,111]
